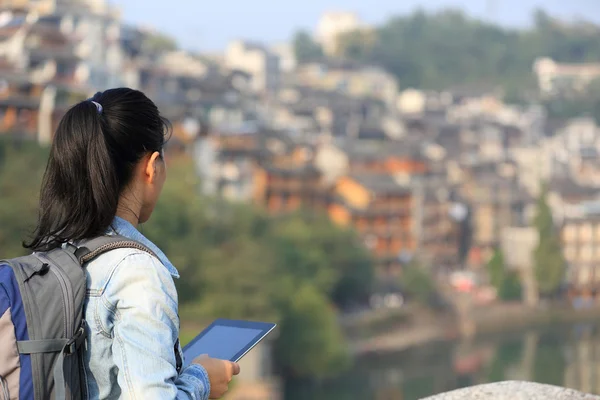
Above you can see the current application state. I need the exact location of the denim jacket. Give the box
[82,216,210,399]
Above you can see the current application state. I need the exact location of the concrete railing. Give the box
[422,381,600,400]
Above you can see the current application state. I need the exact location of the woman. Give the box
[24,88,239,399]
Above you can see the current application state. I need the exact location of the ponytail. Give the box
[25,88,169,251]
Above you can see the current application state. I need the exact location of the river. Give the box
[286,322,600,400]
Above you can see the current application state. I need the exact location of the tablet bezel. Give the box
[182,318,277,364]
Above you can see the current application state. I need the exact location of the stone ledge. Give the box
[422,381,600,400]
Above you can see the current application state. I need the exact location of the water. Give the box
[286,322,600,400]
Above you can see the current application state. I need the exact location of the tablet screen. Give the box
[184,325,263,362]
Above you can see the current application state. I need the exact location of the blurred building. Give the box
[0,0,128,142]
[540,118,600,187]
[397,88,426,115]
[294,60,399,107]
[534,57,600,97]
[417,183,469,270]
[270,85,397,139]
[458,162,532,266]
[315,11,363,56]
[225,40,280,94]
[562,210,600,296]
[269,43,296,73]
[329,173,415,275]
[252,132,325,212]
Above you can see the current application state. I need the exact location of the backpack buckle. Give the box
[65,320,87,355]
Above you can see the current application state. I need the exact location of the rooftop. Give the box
[336,137,424,160]
[348,173,411,195]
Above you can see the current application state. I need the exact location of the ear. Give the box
[144,151,161,183]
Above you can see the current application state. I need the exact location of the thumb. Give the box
[231,362,241,375]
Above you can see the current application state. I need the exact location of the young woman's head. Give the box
[25,88,170,251]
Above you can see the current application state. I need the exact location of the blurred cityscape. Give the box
[3,0,600,399]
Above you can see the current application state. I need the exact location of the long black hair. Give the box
[24,88,170,251]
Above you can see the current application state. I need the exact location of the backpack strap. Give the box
[73,234,158,264]
[18,320,87,400]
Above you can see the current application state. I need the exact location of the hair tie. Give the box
[90,101,103,114]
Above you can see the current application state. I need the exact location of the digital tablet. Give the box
[182,319,277,366]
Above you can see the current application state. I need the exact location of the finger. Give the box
[231,362,241,375]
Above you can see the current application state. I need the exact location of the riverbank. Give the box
[351,302,600,356]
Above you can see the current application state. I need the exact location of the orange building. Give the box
[336,138,428,176]
[0,71,42,140]
[253,163,325,213]
[329,173,414,274]
[348,153,428,176]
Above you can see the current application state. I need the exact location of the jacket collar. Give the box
[108,216,180,279]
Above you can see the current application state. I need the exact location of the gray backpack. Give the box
[0,235,162,400]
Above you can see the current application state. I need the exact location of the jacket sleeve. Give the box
[104,252,210,400]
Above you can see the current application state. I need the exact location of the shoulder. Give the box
[86,247,174,296]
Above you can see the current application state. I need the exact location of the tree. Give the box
[143,32,178,55]
[335,9,600,93]
[500,272,523,301]
[486,249,523,301]
[400,259,435,304]
[1,143,372,381]
[268,212,374,308]
[274,284,350,379]
[533,185,566,296]
[0,138,48,258]
[487,249,505,290]
[292,30,323,63]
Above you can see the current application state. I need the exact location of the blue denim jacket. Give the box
[82,216,210,399]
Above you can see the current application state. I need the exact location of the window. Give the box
[563,224,577,243]
[580,223,593,241]
[580,245,593,262]
[564,246,577,262]
[579,266,591,285]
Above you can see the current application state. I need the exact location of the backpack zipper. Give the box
[34,255,70,338]
[49,266,71,338]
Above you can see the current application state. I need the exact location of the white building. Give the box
[157,51,211,79]
[269,43,296,73]
[0,0,125,90]
[225,40,280,95]
[315,11,362,56]
[533,57,600,97]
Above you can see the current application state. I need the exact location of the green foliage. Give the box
[335,9,600,92]
[400,259,435,304]
[142,160,370,379]
[0,138,48,258]
[268,212,374,308]
[500,272,523,301]
[486,339,524,382]
[292,30,324,63]
[486,249,523,301]
[0,144,374,380]
[274,284,350,379]
[533,333,566,385]
[533,185,566,296]
[543,80,600,123]
[143,32,178,54]
[487,249,505,290]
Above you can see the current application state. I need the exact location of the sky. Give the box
[115,0,600,51]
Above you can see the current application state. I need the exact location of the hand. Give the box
[193,354,241,399]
